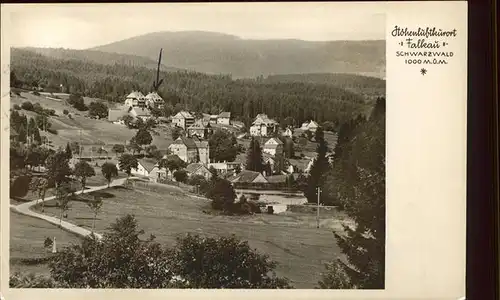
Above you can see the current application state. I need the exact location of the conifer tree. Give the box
[32,126,42,145]
[304,134,329,203]
[245,137,264,173]
[65,142,73,159]
[318,97,385,289]
[17,125,27,143]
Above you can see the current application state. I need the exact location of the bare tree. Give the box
[87,196,103,233]
[55,183,72,227]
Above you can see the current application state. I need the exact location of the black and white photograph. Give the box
[5,2,387,290]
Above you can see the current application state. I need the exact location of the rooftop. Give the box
[218,112,231,118]
[252,114,278,125]
[264,137,284,146]
[186,163,205,173]
[188,119,209,130]
[131,107,152,117]
[230,170,268,183]
[173,111,194,119]
[138,158,158,172]
[145,92,163,101]
[126,91,145,99]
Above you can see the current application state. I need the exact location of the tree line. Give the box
[11,49,370,127]
[302,97,386,289]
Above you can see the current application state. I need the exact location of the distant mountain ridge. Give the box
[16,47,181,72]
[90,31,386,79]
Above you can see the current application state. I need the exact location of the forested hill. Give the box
[11,48,377,127]
[90,31,386,79]
[17,47,181,71]
[265,73,386,99]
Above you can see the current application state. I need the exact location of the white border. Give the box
[1,2,467,299]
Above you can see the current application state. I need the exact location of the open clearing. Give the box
[35,184,349,288]
[10,92,174,151]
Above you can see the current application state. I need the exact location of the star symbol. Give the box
[420,68,427,75]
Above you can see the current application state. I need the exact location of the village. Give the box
[8,5,385,289]
[97,89,330,194]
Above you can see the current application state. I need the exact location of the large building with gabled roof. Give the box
[124,91,146,108]
[187,119,212,139]
[145,92,164,108]
[250,114,279,137]
[172,111,195,129]
[217,112,231,125]
[167,136,210,165]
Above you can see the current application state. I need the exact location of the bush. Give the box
[49,215,175,288]
[68,93,88,111]
[44,237,53,249]
[207,178,236,212]
[227,195,262,215]
[68,114,73,119]
[88,101,108,119]
[21,101,34,111]
[32,103,44,114]
[63,109,69,115]
[173,169,188,183]
[33,91,41,96]
[13,104,21,110]
[167,234,292,288]
[10,174,31,198]
[318,260,354,289]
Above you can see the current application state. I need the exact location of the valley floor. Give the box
[10,182,350,288]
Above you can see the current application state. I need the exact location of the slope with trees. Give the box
[318,97,385,289]
[11,48,371,126]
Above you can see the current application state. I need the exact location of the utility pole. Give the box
[316,186,321,229]
[26,121,30,148]
[79,129,82,159]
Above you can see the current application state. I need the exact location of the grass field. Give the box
[10,92,174,151]
[34,184,349,288]
[10,212,83,276]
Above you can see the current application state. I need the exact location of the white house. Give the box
[124,91,146,108]
[217,112,231,125]
[209,115,218,124]
[172,111,195,129]
[263,137,284,156]
[185,163,212,180]
[187,119,212,139]
[116,159,157,177]
[301,120,319,132]
[282,127,293,138]
[168,137,210,165]
[145,92,163,108]
[249,114,279,137]
[208,161,242,175]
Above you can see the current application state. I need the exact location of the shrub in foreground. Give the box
[167,233,292,288]
[44,214,291,289]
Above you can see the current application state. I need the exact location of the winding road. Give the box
[10,177,131,240]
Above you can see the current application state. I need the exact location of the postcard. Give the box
[1,2,467,299]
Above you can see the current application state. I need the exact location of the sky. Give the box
[4,3,386,50]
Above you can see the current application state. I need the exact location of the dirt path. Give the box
[11,177,133,240]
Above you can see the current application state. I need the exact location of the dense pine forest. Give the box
[11,48,384,127]
[265,73,386,100]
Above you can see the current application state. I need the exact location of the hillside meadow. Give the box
[33,183,351,288]
[9,92,175,151]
